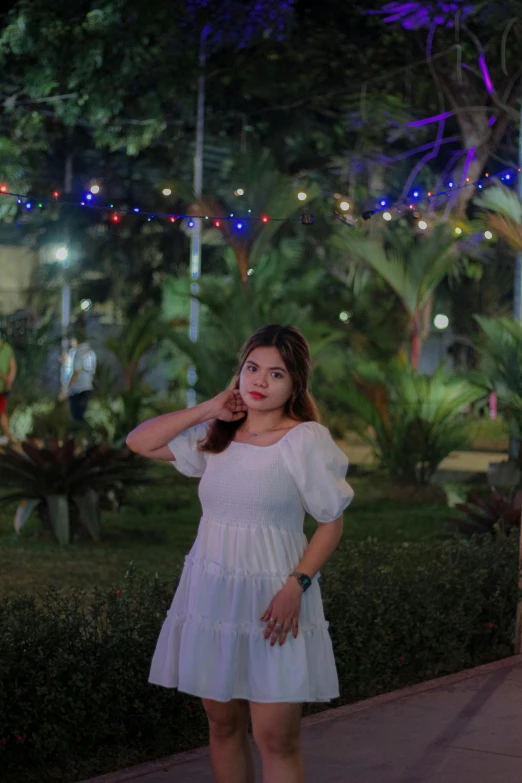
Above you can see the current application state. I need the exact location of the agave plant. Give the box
[450,490,522,537]
[336,356,483,484]
[0,439,152,545]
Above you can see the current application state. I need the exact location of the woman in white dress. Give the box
[126,323,354,783]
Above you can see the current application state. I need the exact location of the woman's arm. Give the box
[126,399,217,461]
[285,516,343,585]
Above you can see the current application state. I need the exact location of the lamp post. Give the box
[514,98,522,322]
[187,29,209,409]
[56,246,70,387]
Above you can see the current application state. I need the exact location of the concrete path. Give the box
[343,443,506,473]
[81,656,522,783]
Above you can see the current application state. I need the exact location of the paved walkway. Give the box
[343,443,506,473]
[82,656,522,783]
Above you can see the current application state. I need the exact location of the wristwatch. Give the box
[289,571,312,592]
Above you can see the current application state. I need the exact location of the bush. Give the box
[321,535,519,702]
[0,538,519,782]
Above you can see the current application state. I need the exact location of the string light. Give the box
[418,220,427,229]
[455,227,462,235]
[111,213,120,223]
[339,201,350,211]
[383,212,392,221]
[484,230,493,240]
[297,192,307,201]
[162,188,172,196]
[235,188,245,196]
[434,314,449,330]
[0,184,7,193]
[90,185,100,194]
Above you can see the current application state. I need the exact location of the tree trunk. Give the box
[411,312,421,370]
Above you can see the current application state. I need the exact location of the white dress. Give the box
[148,420,354,703]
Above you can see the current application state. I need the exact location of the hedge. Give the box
[0,534,519,782]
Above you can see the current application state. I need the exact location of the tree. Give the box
[368,1,521,218]
[334,220,460,368]
[190,149,320,285]
[161,238,346,399]
[337,354,482,484]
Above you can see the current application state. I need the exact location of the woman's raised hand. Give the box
[209,389,248,422]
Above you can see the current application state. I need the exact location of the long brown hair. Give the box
[199,324,320,454]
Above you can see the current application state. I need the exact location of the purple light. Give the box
[133,207,140,212]
[488,116,497,126]
[367,2,473,30]
[236,221,244,230]
[506,174,511,181]
[188,220,194,227]
[407,111,452,127]
[478,54,494,94]
[448,181,454,188]
[413,190,420,197]
[478,184,483,189]
[380,200,387,206]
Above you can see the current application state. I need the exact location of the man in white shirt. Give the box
[61,327,97,422]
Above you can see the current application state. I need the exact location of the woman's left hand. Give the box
[260,580,303,646]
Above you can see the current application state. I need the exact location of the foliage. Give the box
[86,390,178,447]
[450,490,522,536]
[474,185,522,252]
[162,240,347,398]
[334,221,460,367]
[337,356,483,483]
[105,308,176,393]
[322,534,519,705]
[9,400,56,443]
[194,149,321,283]
[471,316,522,442]
[0,537,518,782]
[0,439,152,544]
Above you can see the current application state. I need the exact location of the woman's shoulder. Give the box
[282,420,330,444]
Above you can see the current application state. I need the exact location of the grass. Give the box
[0,462,464,598]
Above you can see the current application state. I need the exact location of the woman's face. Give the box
[239,346,294,412]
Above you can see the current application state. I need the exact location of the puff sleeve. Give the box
[168,421,210,478]
[280,422,354,522]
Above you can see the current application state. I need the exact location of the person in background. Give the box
[0,335,17,442]
[60,326,97,422]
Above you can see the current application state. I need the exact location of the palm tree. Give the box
[335,221,460,368]
[190,149,320,286]
[337,355,482,484]
[105,308,176,393]
[162,240,347,399]
[472,316,522,460]
[474,185,522,251]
